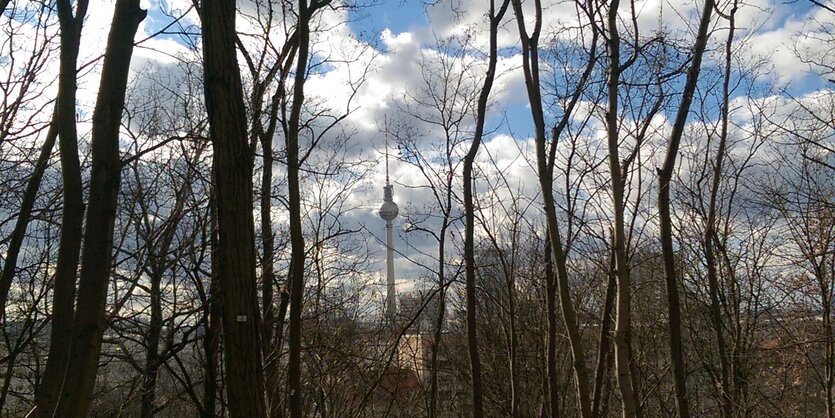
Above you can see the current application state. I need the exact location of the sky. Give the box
[5,0,833,302]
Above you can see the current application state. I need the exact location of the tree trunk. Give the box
[141,267,163,418]
[200,0,267,416]
[592,245,617,418]
[0,347,15,411]
[286,1,315,416]
[823,274,834,418]
[34,1,88,414]
[602,2,640,415]
[52,2,146,416]
[254,81,288,418]
[462,2,509,416]
[260,108,278,415]
[544,239,560,417]
[201,185,221,418]
[704,3,737,415]
[507,270,519,418]
[656,0,716,415]
[0,120,57,316]
[510,0,597,415]
[428,275,446,418]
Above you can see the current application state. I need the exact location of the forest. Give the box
[0,0,833,416]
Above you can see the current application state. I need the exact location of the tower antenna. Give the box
[385,117,390,185]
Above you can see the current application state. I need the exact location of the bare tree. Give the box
[48,1,147,416]
[234,2,299,412]
[461,1,510,417]
[655,0,717,414]
[199,0,267,415]
[700,2,737,414]
[768,151,835,417]
[510,0,598,415]
[31,0,88,413]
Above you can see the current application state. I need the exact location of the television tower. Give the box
[379,128,399,320]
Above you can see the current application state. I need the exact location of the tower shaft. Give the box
[379,127,398,322]
[385,219,396,319]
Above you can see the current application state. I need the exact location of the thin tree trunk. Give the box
[141,267,164,418]
[592,245,617,418]
[428,210,450,418]
[200,0,267,415]
[202,185,221,418]
[0,347,14,411]
[240,26,299,417]
[462,2,510,416]
[260,47,295,418]
[508,273,519,418]
[52,3,145,415]
[824,275,834,418]
[544,239,559,417]
[259,91,281,418]
[602,2,640,415]
[260,118,275,356]
[33,1,88,414]
[510,0,597,415]
[246,53,296,412]
[656,0,716,415]
[0,121,57,316]
[428,278,446,418]
[286,1,313,416]
[704,3,737,415]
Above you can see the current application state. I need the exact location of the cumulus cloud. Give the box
[7,0,833,293]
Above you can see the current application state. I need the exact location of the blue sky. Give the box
[348,0,428,36]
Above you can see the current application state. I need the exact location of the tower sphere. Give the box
[380,201,399,221]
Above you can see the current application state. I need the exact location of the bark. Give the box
[141,265,164,418]
[462,1,510,416]
[825,279,834,418]
[0,120,56,316]
[248,26,297,418]
[286,0,309,412]
[257,88,280,418]
[592,244,617,418]
[656,0,716,415]
[200,0,267,416]
[511,0,597,415]
[260,98,276,363]
[258,92,288,418]
[428,275,446,418]
[0,348,15,411]
[704,3,737,416]
[33,0,88,414]
[51,2,146,416]
[428,183,452,418]
[602,1,640,415]
[507,267,519,417]
[201,185,221,418]
[544,239,559,417]
[285,1,332,416]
